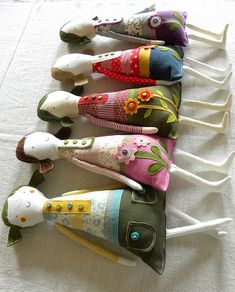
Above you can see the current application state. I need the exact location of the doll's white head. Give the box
[16,132,61,173]
[5,186,46,228]
[38,91,80,120]
[60,19,96,43]
[51,53,94,81]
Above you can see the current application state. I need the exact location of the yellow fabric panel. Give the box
[56,224,120,263]
[61,182,125,197]
[70,213,84,230]
[43,200,91,214]
[139,48,151,77]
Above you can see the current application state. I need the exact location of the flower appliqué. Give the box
[123,98,139,115]
[133,137,150,147]
[137,88,154,102]
[148,15,164,29]
[115,143,137,164]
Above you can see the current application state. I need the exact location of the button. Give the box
[130,231,140,241]
[138,188,146,195]
[64,140,69,145]
[73,140,77,144]
[46,203,52,209]
[56,204,62,211]
[78,204,84,211]
[81,140,87,145]
[67,203,73,210]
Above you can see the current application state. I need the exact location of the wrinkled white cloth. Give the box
[0,0,234,291]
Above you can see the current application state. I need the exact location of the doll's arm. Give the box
[56,224,136,267]
[84,114,158,134]
[94,66,175,86]
[100,30,165,45]
[71,157,143,191]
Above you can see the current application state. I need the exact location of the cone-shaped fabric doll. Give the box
[60,6,229,49]
[38,85,231,137]
[16,132,234,191]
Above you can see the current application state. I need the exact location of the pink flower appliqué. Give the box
[114,143,137,165]
[133,137,150,147]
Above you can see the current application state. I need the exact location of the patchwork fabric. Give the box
[78,83,181,139]
[92,46,184,84]
[59,134,176,192]
[94,11,188,47]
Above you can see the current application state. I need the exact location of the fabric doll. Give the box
[15,132,234,192]
[51,45,232,89]
[59,5,228,49]
[2,172,232,274]
[37,85,231,139]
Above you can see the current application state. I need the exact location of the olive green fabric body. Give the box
[127,83,181,139]
[118,187,166,274]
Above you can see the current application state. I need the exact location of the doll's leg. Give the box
[182,92,232,112]
[56,224,136,267]
[183,66,232,89]
[84,114,158,134]
[186,23,228,49]
[174,149,235,174]
[170,164,231,189]
[71,157,143,191]
[179,112,229,133]
[166,217,232,239]
[184,57,232,77]
[166,203,227,239]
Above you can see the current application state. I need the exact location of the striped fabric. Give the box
[84,114,143,133]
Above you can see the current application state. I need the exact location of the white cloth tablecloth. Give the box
[0,0,234,291]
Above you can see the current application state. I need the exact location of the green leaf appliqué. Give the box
[160,47,169,52]
[173,94,179,108]
[173,12,183,25]
[156,90,164,97]
[148,163,164,175]
[173,51,182,61]
[160,140,168,153]
[160,100,168,109]
[166,114,176,123]
[151,145,161,157]
[144,108,152,119]
[169,23,181,31]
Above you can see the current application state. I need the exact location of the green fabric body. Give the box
[127,83,181,139]
[118,186,166,274]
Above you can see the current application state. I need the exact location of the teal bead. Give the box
[67,203,73,210]
[131,232,140,241]
[138,188,146,195]
[46,203,52,209]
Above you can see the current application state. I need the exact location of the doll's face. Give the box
[23,132,60,161]
[51,53,94,81]
[7,186,46,228]
[38,91,79,119]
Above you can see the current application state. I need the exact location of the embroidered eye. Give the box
[149,16,162,28]
[20,216,27,222]
[120,147,132,158]
[26,201,31,208]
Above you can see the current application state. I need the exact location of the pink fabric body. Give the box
[59,134,176,191]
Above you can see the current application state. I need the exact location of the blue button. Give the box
[131,231,140,241]
[67,203,73,210]
[138,188,146,195]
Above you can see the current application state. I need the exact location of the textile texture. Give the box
[0,0,235,291]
